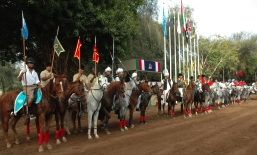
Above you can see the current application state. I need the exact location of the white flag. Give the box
[177,10,181,34]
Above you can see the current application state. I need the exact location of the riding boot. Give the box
[26,104,36,119]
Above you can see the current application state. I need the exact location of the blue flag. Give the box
[162,7,167,37]
[21,11,28,40]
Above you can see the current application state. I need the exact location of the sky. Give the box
[158,0,257,37]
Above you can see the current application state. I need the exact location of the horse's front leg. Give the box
[77,114,83,133]
[9,113,22,146]
[194,100,199,115]
[59,110,67,142]
[65,108,72,135]
[54,112,61,144]
[24,117,31,140]
[44,114,54,151]
[172,103,175,118]
[93,111,100,139]
[167,102,172,117]
[3,113,11,148]
[71,111,78,133]
[87,111,93,139]
[38,113,45,152]
[129,104,134,128]
[105,115,111,134]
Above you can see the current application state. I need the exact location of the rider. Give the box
[208,77,214,86]
[73,65,91,90]
[40,62,54,87]
[112,68,125,110]
[87,67,97,88]
[17,57,42,118]
[195,75,203,93]
[104,66,114,83]
[177,73,186,103]
[162,71,173,105]
[201,74,206,84]
[130,72,141,111]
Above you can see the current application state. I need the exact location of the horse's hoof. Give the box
[120,128,125,132]
[143,122,148,125]
[195,112,198,115]
[130,124,134,128]
[6,143,12,148]
[184,115,186,118]
[188,114,192,117]
[95,134,99,139]
[106,130,111,134]
[88,135,92,139]
[46,143,52,150]
[15,139,21,145]
[218,107,220,110]
[62,137,67,142]
[27,135,31,140]
[66,130,71,135]
[172,117,175,119]
[56,139,61,144]
[38,145,44,152]
[140,122,143,125]
[124,126,128,130]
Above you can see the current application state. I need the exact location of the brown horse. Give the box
[128,80,153,128]
[166,83,180,118]
[193,83,211,114]
[98,80,126,134]
[183,78,196,118]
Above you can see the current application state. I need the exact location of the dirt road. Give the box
[1,95,257,155]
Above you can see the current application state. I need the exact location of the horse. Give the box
[193,83,211,114]
[64,74,108,138]
[183,78,196,118]
[115,78,137,131]
[128,80,153,128]
[98,80,126,134]
[166,83,179,118]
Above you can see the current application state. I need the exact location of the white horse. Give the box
[115,78,137,131]
[87,74,108,139]
[65,74,108,138]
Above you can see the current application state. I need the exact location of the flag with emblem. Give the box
[74,38,82,60]
[54,36,65,56]
[92,44,99,63]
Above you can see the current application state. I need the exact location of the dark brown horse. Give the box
[193,83,211,114]
[166,83,180,118]
[128,81,153,127]
[183,78,196,118]
[98,80,126,134]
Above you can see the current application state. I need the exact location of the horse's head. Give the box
[172,83,180,93]
[151,84,161,96]
[202,83,210,92]
[96,74,108,90]
[68,80,85,98]
[51,74,67,95]
[139,81,153,93]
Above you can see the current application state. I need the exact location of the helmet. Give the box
[26,57,35,64]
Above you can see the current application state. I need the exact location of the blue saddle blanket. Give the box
[14,89,42,115]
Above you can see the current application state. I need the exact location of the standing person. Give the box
[40,62,54,87]
[17,57,42,118]
[73,65,91,90]
[87,68,97,87]
[177,73,186,103]
[162,71,173,105]
[104,66,114,83]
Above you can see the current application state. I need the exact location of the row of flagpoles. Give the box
[21,11,100,75]
[162,0,201,83]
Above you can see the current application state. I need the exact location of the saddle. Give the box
[14,88,42,115]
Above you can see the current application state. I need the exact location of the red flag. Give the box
[92,44,99,63]
[74,38,82,60]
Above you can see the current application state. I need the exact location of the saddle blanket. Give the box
[14,89,42,115]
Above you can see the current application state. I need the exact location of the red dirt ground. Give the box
[0,95,257,155]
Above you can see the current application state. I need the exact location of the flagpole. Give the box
[163,5,167,75]
[182,36,185,80]
[190,35,193,76]
[168,9,172,80]
[187,43,189,83]
[194,36,197,78]
[112,37,114,79]
[21,11,29,116]
[197,33,200,75]
[95,36,96,73]
[173,9,177,82]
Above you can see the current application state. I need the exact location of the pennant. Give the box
[92,44,99,63]
[54,36,65,56]
[162,7,167,36]
[21,11,28,40]
[180,0,186,35]
[74,38,82,60]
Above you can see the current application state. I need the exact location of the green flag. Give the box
[54,36,65,56]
